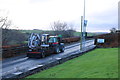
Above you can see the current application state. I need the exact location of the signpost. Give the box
[84,20,88,27]
[97,39,105,43]
[80,16,83,51]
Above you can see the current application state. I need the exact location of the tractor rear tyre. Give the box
[55,47,60,54]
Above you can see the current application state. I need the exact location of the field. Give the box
[20,30,99,37]
[27,48,118,78]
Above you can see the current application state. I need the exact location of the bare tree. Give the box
[66,23,76,37]
[0,11,27,46]
[0,17,11,29]
[110,28,116,33]
[51,21,68,31]
[50,21,76,38]
[0,16,12,45]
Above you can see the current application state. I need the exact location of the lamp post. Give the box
[80,0,86,51]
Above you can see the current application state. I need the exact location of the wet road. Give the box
[2,39,95,78]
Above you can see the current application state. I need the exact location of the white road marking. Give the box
[12,72,23,75]
[28,66,38,70]
[56,58,61,60]
[37,65,43,67]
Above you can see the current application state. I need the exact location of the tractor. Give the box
[27,33,65,58]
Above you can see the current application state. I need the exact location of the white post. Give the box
[80,16,83,51]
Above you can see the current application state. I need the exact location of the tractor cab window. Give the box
[49,37,58,43]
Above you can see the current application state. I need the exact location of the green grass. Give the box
[27,48,118,78]
[20,30,43,33]
[74,32,99,36]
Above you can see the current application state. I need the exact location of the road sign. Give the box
[97,39,105,43]
[84,20,88,27]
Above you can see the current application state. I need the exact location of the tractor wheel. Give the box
[60,46,65,52]
[55,47,60,54]
[41,52,45,58]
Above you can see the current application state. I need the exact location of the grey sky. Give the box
[0,0,119,32]
[86,6,118,32]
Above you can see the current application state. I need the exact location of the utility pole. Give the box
[83,0,86,50]
[80,0,86,51]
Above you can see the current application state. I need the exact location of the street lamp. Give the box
[80,0,86,51]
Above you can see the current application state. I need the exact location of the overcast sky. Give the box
[0,0,119,32]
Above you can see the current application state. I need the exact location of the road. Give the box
[2,39,95,78]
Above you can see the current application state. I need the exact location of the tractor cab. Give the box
[41,34,62,46]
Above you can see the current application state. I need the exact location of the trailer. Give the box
[27,33,65,58]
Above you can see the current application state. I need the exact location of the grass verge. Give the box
[26,48,118,78]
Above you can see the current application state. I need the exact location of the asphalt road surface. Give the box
[1,39,95,78]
